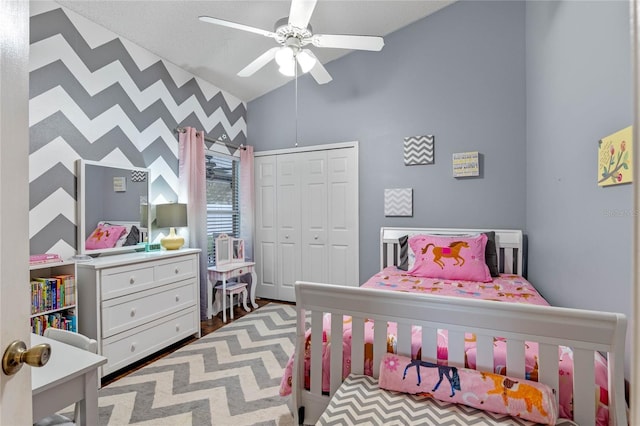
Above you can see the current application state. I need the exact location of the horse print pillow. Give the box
[408,233,492,282]
[378,353,558,425]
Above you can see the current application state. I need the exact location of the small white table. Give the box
[207,261,258,322]
[31,333,107,425]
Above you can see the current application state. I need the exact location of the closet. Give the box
[254,142,359,302]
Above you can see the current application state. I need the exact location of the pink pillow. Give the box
[408,233,492,282]
[379,353,558,425]
[85,224,126,250]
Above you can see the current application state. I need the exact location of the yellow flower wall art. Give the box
[598,125,632,186]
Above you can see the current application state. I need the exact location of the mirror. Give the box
[215,234,230,265]
[232,239,244,262]
[215,234,245,266]
[77,159,151,256]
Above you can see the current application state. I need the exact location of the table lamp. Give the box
[156,203,188,250]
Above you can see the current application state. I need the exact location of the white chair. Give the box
[33,329,98,426]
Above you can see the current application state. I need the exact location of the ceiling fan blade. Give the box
[311,34,384,51]
[199,16,275,38]
[288,0,317,29]
[238,47,279,77]
[302,50,332,85]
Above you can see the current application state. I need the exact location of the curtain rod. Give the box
[174,127,245,151]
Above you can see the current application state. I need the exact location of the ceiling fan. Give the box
[199,0,384,85]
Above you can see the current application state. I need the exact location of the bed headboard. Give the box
[380,227,524,276]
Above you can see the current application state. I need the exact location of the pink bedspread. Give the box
[279,267,611,424]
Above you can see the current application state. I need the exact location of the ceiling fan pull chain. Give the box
[294,62,299,148]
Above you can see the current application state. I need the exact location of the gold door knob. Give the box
[2,340,51,375]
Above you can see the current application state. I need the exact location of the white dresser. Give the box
[76,249,201,377]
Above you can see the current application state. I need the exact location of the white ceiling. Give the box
[56,0,455,102]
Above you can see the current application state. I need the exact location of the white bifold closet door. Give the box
[254,143,358,302]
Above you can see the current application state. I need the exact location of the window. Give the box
[206,152,240,265]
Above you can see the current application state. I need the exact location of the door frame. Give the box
[0,0,33,423]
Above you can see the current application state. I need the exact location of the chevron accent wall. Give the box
[404,134,435,165]
[384,188,413,217]
[29,3,247,259]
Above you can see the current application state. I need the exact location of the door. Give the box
[300,151,328,283]
[276,153,301,302]
[327,147,359,286]
[254,156,278,300]
[0,0,33,423]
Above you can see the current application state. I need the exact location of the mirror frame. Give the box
[76,159,152,256]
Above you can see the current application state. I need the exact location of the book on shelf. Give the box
[31,274,76,313]
[30,253,61,262]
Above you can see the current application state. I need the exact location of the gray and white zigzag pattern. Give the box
[385,188,413,217]
[95,304,295,425]
[318,374,540,425]
[404,134,435,165]
[29,6,247,259]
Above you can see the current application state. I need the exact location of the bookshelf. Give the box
[29,260,78,335]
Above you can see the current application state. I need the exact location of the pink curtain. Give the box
[240,145,254,261]
[178,127,209,320]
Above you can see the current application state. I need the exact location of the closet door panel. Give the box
[328,148,359,286]
[276,154,300,302]
[300,151,328,283]
[254,157,278,299]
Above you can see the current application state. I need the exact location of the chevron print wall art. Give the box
[384,188,413,217]
[29,3,247,260]
[404,134,434,165]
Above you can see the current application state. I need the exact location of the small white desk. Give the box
[207,262,258,322]
[31,333,107,425]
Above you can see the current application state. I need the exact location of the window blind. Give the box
[206,153,240,265]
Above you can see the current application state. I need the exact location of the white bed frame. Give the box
[291,228,627,426]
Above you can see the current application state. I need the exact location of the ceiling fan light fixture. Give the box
[297,50,316,73]
[275,46,294,68]
[279,63,296,77]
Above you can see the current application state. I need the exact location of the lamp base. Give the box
[161,227,184,250]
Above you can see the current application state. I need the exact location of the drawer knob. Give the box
[175,268,179,274]
[314,235,318,240]
[130,343,136,352]
[130,308,136,317]
[175,295,180,302]
[176,324,180,332]
[129,276,135,284]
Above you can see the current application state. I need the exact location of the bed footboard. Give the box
[291,281,627,426]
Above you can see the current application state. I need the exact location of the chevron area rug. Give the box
[96,303,296,426]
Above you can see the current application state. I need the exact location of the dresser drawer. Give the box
[101,265,155,299]
[101,279,197,338]
[155,256,196,285]
[101,307,198,376]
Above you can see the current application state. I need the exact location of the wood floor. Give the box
[101,297,282,387]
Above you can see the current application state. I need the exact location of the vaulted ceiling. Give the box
[56,1,455,102]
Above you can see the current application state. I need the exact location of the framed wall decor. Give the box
[384,188,413,217]
[598,125,632,186]
[404,135,434,165]
[452,151,480,177]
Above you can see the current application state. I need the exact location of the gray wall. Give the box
[525,1,632,367]
[248,0,528,282]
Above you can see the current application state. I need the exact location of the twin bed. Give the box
[280,227,628,425]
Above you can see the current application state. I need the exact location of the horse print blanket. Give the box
[378,353,558,425]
